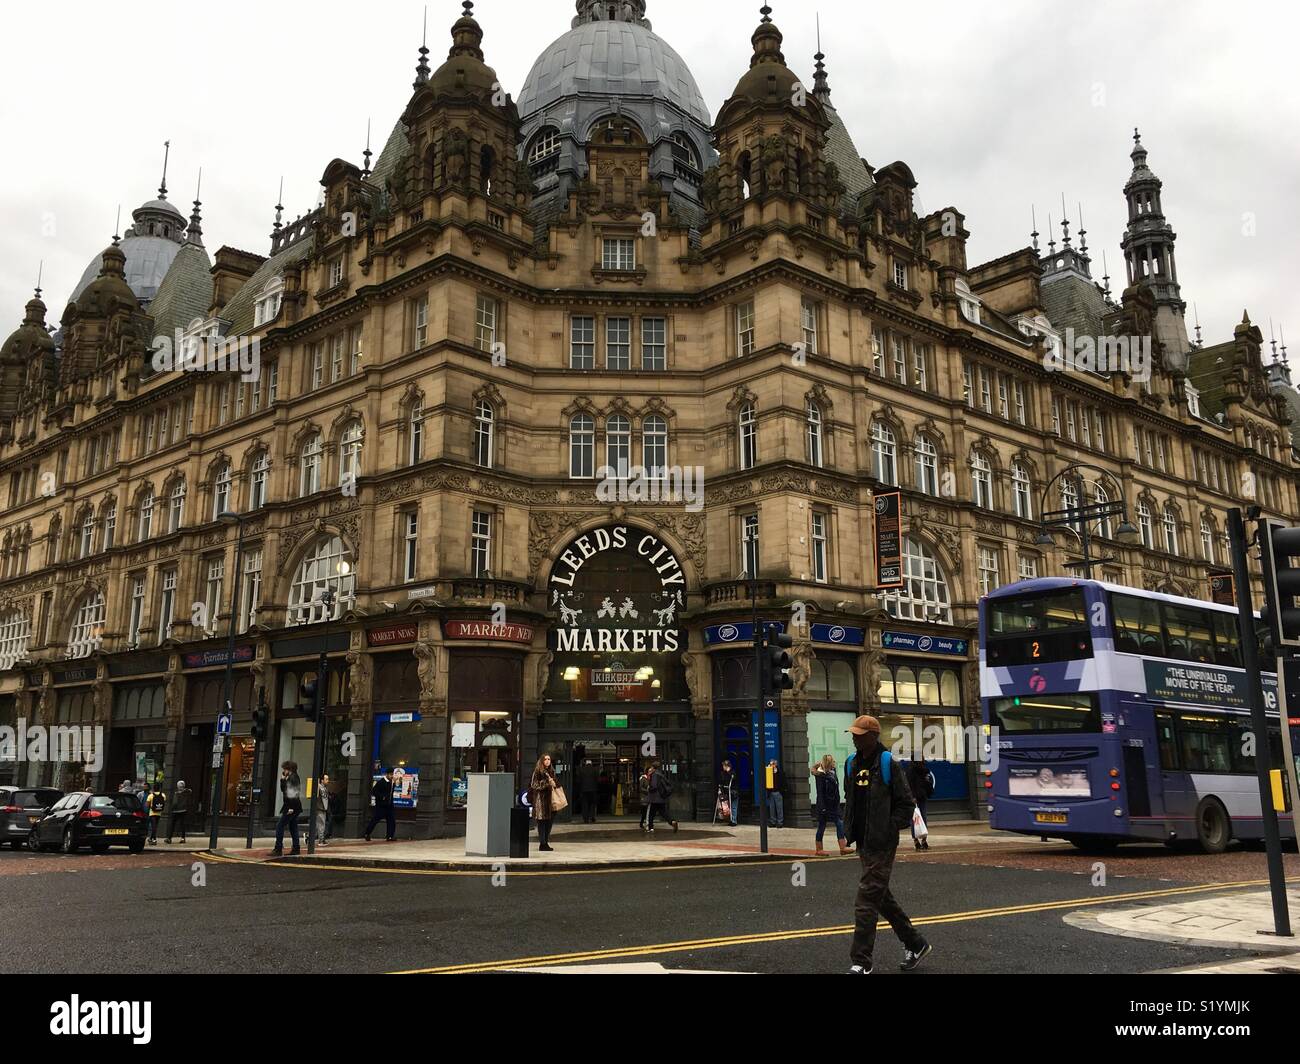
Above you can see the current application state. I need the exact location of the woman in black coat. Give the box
[906,758,933,850]
[811,755,851,856]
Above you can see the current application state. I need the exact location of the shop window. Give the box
[893,666,918,705]
[940,671,960,707]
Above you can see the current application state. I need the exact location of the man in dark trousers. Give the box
[364,767,396,842]
[577,759,599,824]
[164,780,193,844]
[842,715,932,974]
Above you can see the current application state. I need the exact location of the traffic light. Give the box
[251,706,267,742]
[1258,521,1300,649]
[299,676,320,722]
[765,628,794,697]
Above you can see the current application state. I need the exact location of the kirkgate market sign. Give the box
[549,526,685,654]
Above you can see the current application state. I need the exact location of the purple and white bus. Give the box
[980,578,1299,853]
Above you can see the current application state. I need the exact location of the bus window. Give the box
[1178,714,1234,772]
[1112,594,1164,656]
[1210,612,1242,668]
[1162,604,1214,664]
[1154,711,1179,770]
[990,693,1100,732]
[988,589,1087,635]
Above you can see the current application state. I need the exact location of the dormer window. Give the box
[892,260,908,289]
[528,129,559,163]
[1185,380,1202,418]
[955,280,981,325]
[327,257,344,289]
[254,278,283,327]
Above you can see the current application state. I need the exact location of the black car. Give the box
[29,791,148,854]
[0,786,63,849]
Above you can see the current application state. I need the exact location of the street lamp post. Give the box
[746,577,771,855]
[209,511,248,851]
[306,586,335,857]
[1036,464,1139,579]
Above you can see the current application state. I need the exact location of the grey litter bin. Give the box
[510,806,530,859]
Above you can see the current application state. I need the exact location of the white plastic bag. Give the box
[912,806,929,839]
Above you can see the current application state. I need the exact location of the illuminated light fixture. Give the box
[651,679,661,689]
[563,666,580,681]
[635,666,653,681]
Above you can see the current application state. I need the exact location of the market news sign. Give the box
[874,491,903,588]
[444,620,534,645]
[549,526,685,653]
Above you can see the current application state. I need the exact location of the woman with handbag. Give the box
[530,753,562,851]
[812,755,851,856]
[907,757,934,850]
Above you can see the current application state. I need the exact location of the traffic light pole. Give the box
[245,688,266,850]
[208,517,246,852]
[751,584,769,856]
[307,643,328,856]
[1227,508,1291,937]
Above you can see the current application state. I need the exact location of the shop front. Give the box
[537,525,694,821]
[876,629,975,816]
[367,622,423,836]
[0,691,16,786]
[105,651,172,790]
[273,632,350,829]
[179,645,256,826]
[49,665,99,792]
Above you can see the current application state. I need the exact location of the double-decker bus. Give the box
[979,577,1299,853]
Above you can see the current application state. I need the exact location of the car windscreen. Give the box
[88,794,141,812]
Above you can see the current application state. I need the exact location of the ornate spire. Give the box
[159,140,171,200]
[1193,302,1202,346]
[1102,250,1112,299]
[1031,205,1039,252]
[273,178,284,233]
[413,6,431,88]
[1059,194,1071,248]
[362,119,373,179]
[1281,324,1289,366]
[186,170,204,248]
[812,14,830,98]
[34,260,43,302]
[112,205,122,246]
[750,4,785,67]
[448,0,484,60]
[1046,212,1055,255]
[1077,202,1088,257]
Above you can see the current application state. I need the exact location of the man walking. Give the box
[766,759,786,828]
[271,761,303,856]
[145,781,167,843]
[577,758,599,824]
[164,780,193,844]
[364,767,396,842]
[842,715,931,974]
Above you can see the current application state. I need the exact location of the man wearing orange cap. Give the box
[842,714,932,973]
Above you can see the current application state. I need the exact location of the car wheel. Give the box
[129,840,145,854]
[26,832,40,853]
[1195,798,1231,854]
[61,828,77,855]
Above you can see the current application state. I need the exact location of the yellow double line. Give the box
[392,877,1278,974]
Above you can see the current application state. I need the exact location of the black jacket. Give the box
[906,761,933,801]
[171,787,194,814]
[843,748,915,852]
[371,777,393,806]
[813,770,840,813]
[577,763,599,796]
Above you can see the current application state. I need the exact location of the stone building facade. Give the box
[0,0,1296,833]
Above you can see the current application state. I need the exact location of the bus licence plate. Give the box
[1033,812,1068,825]
[104,829,129,836]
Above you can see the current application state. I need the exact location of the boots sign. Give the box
[549,526,685,653]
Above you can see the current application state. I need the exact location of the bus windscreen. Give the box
[985,589,1091,666]
[991,693,1100,732]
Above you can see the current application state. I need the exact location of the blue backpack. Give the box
[844,750,891,786]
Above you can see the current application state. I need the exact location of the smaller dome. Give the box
[75,245,137,313]
[135,197,185,221]
[0,295,55,362]
[423,2,506,103]
[728,11,801,106]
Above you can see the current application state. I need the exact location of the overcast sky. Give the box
[1,0,1296,353]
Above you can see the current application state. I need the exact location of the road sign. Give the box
[217,712,232,736]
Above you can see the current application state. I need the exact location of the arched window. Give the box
[1093,484,1112,539]
[409,400,425,465]
[738,403,757,470]
[167,479,186,534]
[287,535,355,626]
[1200,515,1215,563]
[569,414,595,479]
[67,591,106,659]
[806,401,824,468]
[79,510,95,559]
[871,423,896,485]
[1011,462,1032,518]
[739,151,753,199]
[881,536,952,624]
[1137,501,1153,548]
[473,400,495,469]
[1162,505,1180,555]
[137,491,154,542]
[0,608,31,669]
[606,414,631,478]
[915,434,939,496]
[971,451,993,509]
[301,433,323,496]
[643,415,668,478]
[1060,478,1081,534]
[102,500,117,551]
[47,516,62,565]
[670,131,700,171]
[213,462,233,519]
[528,128,560,163]
[480,145,495,195]
[250,452,270,509]
[339,421,364,486]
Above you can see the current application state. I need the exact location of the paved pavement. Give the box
[211,819,1034,870]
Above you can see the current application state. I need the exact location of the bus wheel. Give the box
[1069,837,1118,854]
[1195,799,1230,854]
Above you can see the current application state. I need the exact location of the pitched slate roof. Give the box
[220,238,314,336]
[147,242,213,342]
